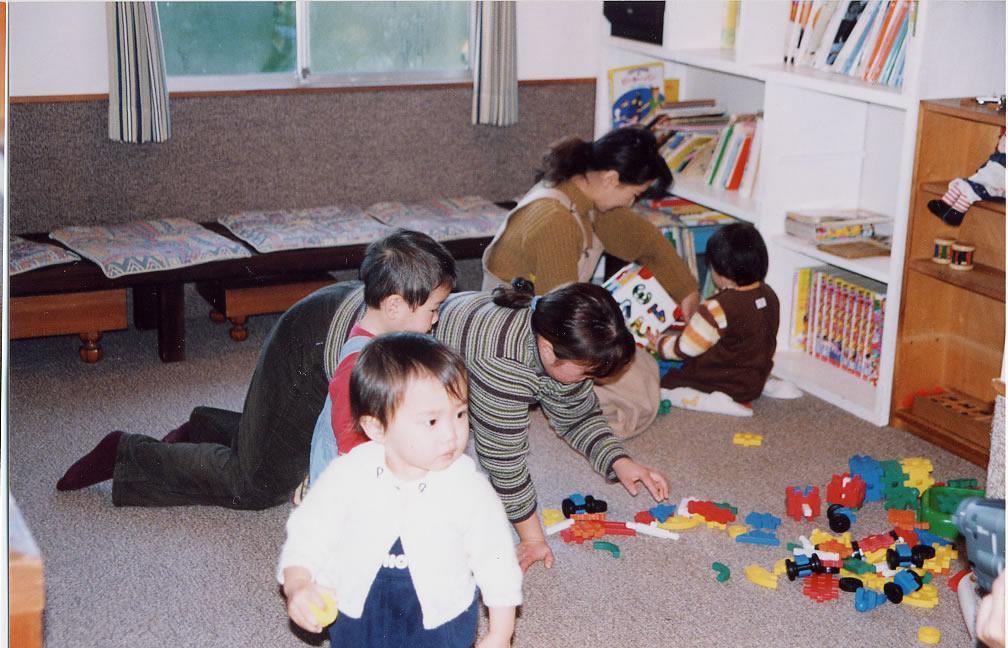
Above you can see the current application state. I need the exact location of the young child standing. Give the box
[278,333,522,647]
[652,222,780,416]
[307,229,456,486]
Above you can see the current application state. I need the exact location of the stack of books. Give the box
[703,114,762,197]
[790,266,886,384]
[636,195,739,296]
[784,0,914,88]
[784,207,892,244]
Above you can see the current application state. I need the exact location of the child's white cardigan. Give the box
[277,441,523,629]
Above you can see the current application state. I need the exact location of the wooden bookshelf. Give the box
[890,98,1006,466]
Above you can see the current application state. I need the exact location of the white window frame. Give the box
[165,0,473,93]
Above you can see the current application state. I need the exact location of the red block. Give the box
[634,511,656,524]
[858,532,895,553]
[603,521,637,536]
[893,527,919,546]
[802,573,839,603]
[785,485,821,521]
[687,500,736,524]
[826,473,867,509]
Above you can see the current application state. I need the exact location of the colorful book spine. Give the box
[790,267,813,350]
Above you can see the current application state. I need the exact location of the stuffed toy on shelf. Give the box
[928,131,1006,227]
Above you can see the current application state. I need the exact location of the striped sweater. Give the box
[433,292,629,523]
[322,288,628,523]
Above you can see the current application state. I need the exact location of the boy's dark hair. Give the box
[493,279,635,380]
[350,332,469,431]
[535,127,672,197]
[360,229,457,309]
[705,222,769,286]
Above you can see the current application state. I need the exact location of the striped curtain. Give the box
[471,1,518,126]
[106,2,171,143]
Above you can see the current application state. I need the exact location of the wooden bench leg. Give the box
[133,286,159,330]
[157,283,186,363]
[209,309,226,324]
[79,331,103,363]
[229,316,249,342]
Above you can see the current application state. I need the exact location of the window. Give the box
[159,1,471,91]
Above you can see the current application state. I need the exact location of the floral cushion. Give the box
[9,235,82,275]
[49,218,251,279]
[365,196,507,241]
[218,205,392,253]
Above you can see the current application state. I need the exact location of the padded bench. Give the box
[196,272,337,341]
[9,227,492,363]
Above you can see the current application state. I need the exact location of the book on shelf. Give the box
[603,262,683,346]
[834,0,881,75]
[703,114,761,194]
[800,1,843,66]
[795,266,886,384]
[609,62,665,129]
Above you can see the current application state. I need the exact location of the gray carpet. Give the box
[7,309,990,647]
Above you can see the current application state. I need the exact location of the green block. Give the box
[946,478,979,489]
[884,485,920,510]
[880,460,908,488]
[843,557,875,575]
[919,486,980,540]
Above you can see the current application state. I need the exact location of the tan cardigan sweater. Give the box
[485,180,698,299]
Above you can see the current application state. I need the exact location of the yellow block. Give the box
[310,592,339,627]
[864,548,889,564]
[541,509,565,527]
[728,524,748,539]
[744,564,778,590]
[773,559,788,576]
[904,584,939,609]
[660,515,701,531]
[732,432,763,447]
[917,626,941,644]
[809,529,836,546]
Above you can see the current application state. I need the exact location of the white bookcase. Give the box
[595,0,1006,425]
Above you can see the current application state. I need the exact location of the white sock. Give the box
[762,378,803,399]
[660,387,753,417]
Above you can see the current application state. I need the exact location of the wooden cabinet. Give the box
[890,98,1005,465]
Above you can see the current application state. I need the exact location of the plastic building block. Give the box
[859,532,897,554]
[785,554,823,581]
[744,564,778,590]
[541,508,565,527]
[786,485,821,521]
[736,529,780,546]
[854,586,887,612]
[900,457,935,492]
[562,493,606,517]
[659,515,700,532]
[733,432,763,446]
[648,503,676,523]
[887,508,918,528]
[603,520,637,536]
[711,562,730,582]
[826,504,857,533]
[634,511,656,524]
[849,455,885,502]
[915,529,954,547]
[773,559,788,576]
[713,502,739,515]
[917,626,941,645]
[903,584,939,609]
[886,543,913,569]
[592,540,620,558]
[884,485,920,510]
[728,524,748,539]
[658,399,672,416]
[625,521,679,540]
[309,591,339,627]
[839,576,863,592]
[826,473,867,509]
[884,569,923,603]
[817,539,852,559]
[545,518,574,536]
[687,500,736,525]
[922,545,958,574]
[802,573,839,603]
[677,497,700,517]
[745,512,781,530]
[880,460,908,489]
[945,478,979,489]
[918,486,982,539]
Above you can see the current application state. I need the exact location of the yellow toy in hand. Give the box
[310,592,339,627]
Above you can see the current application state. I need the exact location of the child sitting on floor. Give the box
[304,229,456,493]
[278,333,522,647]
[651,222,792,417]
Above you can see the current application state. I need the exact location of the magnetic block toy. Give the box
[785,554,823,581]
[562,493,607,518]
[826,504,857,533]
[802,573,839,603]
[826,473,866,509]
[745,512,781,530]
[786,485,821,521]
[884,569,923,603]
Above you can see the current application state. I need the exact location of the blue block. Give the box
[745,511,781,530]
[736,529,780,546]
[649,503,676,523]
[567,493,586,507]
[850,455,885,502]
[915,529,954,547]
[854,587,887,612]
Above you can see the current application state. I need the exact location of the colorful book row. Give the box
[784,0,914,88]
[790,266,887,384]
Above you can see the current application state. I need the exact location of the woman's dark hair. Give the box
[350,332,468,430]
[493,279,635,380]
[359,229,457,309]
[706,222,769,285]
[535,127,672,196]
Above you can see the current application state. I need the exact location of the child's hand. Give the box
[645,329,661,354]
[284,576,337,634]
[516,538,555,573]
[611,457,669,501]
[679,290,700,322]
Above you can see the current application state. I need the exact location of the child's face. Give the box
[370,375,469,481]
[400,283,452,334]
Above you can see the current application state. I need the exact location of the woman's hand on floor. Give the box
[611,457,669,501]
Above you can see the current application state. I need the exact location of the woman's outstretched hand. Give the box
[611,457,669,501]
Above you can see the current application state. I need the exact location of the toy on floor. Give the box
[917,626,941,645]
[711,562,730,582]
[561,493,607,518]
[826,504,856,533]
[733,432,763,447]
